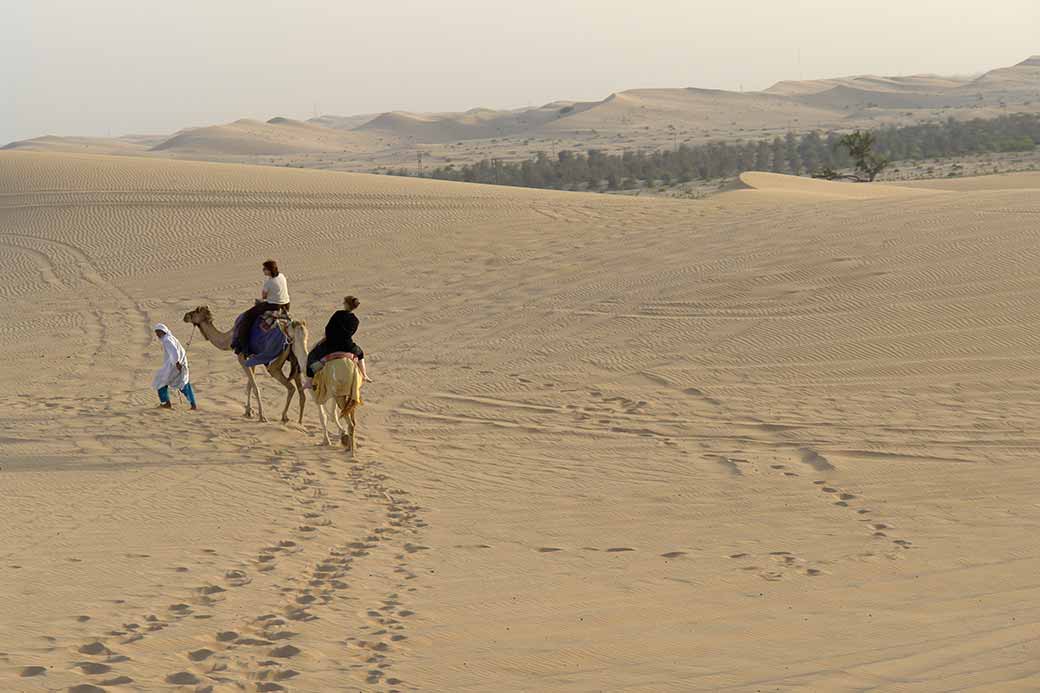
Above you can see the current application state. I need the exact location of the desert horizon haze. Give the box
[5,0,1040,143]
[5,2,1040,692]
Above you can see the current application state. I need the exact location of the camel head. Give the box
[183,305,214,326]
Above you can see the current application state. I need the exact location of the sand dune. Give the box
[2,135,155,156]
[968,55,1040,89]
[3,150,1040,690]
[764,73,970,97]
[539,88,848,138]
[152,117,389,156]
[737,171,943,199]
[356,101,597,143]
[309,114,384,131]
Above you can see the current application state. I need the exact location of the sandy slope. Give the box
[152,118,391,157]
[2,151,1040,691]
[2,135,155,156]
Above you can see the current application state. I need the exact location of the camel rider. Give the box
[233,259,291,356]
[307,295,371,382]
[153,323,197,410]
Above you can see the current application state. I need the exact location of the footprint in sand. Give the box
[537,547,562,553]
[236,636,274,646]
[165,671,200,685]
[799,448,835,471]
[97,676,133,686]
[19,666,46,677]
[270,644,302,658]
[225,569,251,586]
[188,648,214,662]
[716,457,743,476]
[77,642,113,656]
[661,551,686,558]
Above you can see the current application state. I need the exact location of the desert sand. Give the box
[2,150,1040,691]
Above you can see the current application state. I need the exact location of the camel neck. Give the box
[199,319,233,351]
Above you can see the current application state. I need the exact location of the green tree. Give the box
[837,130,890,181]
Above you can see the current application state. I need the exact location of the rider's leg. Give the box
[158,385,171,408]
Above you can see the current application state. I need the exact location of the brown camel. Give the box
[183,306,307,424]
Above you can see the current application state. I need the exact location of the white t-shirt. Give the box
[263,274,290,305]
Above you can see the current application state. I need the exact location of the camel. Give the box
[289,322,361,450]
[183,306,307,424]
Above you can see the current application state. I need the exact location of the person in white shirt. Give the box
[233,259,291,356]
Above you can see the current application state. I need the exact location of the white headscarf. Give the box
[154,323,170,335]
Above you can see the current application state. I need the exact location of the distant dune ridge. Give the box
[355,101,597,143]
[5,56,1039,172]
[150,117,388,156]
[3,149,1040,689]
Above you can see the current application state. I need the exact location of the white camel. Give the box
[289,322,362,450]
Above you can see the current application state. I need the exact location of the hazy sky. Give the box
[4,0,1039,143]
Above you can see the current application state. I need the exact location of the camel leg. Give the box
[241,362,254,418]
[337,398,355,452]
[317,399,333,446]
[246,366,266,423]
[334,397,349,446]
[294,372,306,425]
[268,361,294,424]
[347,410,357,454]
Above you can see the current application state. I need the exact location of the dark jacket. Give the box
[307,309,364,377]
[325,310,359,353]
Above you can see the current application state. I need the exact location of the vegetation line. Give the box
[385,113,1040,191]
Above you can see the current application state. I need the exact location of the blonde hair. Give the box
[344,295,360,311]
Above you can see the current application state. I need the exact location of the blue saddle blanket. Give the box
[235,312,290,368]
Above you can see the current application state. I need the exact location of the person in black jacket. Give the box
[307,295,371,381]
